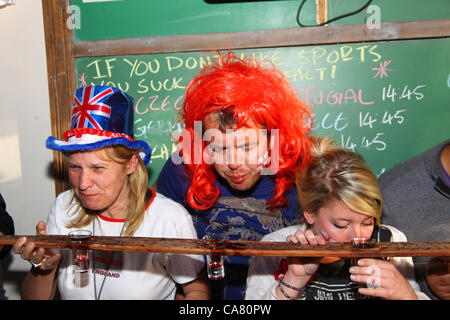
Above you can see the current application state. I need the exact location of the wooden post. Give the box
[42,0,76,195]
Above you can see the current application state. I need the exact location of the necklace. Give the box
[92,217,125,300]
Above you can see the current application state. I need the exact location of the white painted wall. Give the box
[0,1,55,299]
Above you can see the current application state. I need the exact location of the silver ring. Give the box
[367,281,380,289]
[29,260,42,268]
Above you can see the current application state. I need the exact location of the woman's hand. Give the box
[276,229,326,300]
[12,221,61,271]
[349,258,418,300]
[12,221,61,299]
[286,229,327,278]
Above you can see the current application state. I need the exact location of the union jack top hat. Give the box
[46,85,152,165]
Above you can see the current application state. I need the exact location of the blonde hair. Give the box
[295,136,382,226]
[65,145,149,236]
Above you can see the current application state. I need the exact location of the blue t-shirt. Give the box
[156,158,302,300]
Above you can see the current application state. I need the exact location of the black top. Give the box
[0,193,14,259]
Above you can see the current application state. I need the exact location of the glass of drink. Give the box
[202,231,225,280]
[350,237,373,273]
[69,230,92,273]
[351,237,372,249]
[350,237,373,299]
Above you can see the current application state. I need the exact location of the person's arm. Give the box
[246,227,317,300]
[426,256,450,300]
[21,260,60,300]
[276,229,325,300]
[12,221,61,300]
[179,268,211,300]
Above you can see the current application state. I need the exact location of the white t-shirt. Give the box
[46,189,204,300]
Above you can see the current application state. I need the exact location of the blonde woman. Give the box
[245,136,428,300]
[13,86,209,300]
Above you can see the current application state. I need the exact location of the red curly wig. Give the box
[179,51,312,210]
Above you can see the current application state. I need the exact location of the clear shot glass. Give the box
[350,237,373,299]
[69,230,92,273]
[351,237,372,249]
[202,231,225,280]
[350,237,374,268]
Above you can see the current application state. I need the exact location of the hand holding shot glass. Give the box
[349,237,374,299]
[202,231,226,280]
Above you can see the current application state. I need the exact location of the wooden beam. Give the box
[42,0,75,195]
[1,235,449,257]
[74,19,450,57]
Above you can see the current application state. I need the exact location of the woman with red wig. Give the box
[156,51,312,299]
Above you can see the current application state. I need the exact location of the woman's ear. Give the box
[126,154,139,175]
[303,210,316,225]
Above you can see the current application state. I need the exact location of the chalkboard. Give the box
[71,0,316,41]
[71,0,450,41]
[75,38,450,186]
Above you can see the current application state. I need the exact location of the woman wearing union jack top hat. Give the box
[12,86,209,300]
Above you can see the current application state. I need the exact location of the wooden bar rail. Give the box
[1,235,449,258]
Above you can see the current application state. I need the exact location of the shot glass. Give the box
[350,237,373,299]
[350,237,374,268]
[351,237,372,249]
[202,231,225,280]
[69,230,92,273]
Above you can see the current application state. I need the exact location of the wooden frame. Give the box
[73,19,450,57]
[42,0,450,195]
[42,0,76,195]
